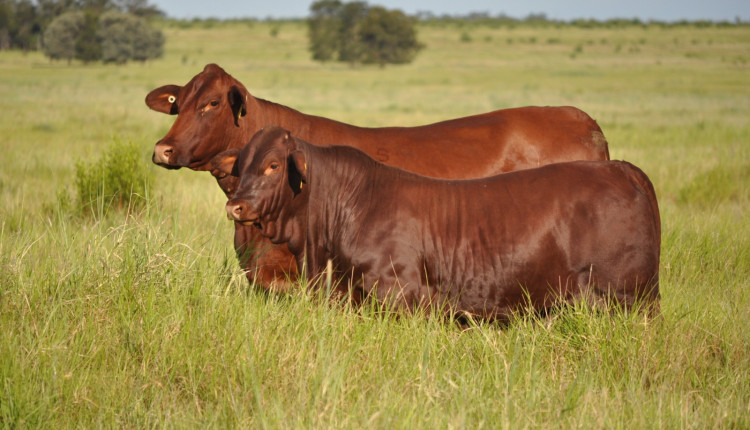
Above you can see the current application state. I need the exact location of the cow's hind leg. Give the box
[574,266,660,317]
[571,266,619,313]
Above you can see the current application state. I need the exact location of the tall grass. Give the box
[73,139,153,217]
[0,20,749,427]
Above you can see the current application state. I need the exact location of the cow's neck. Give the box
[303,144,380,272]
[245,97,315,140]
[277,190,309,259]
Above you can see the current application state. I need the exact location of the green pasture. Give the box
[1,20,748,428]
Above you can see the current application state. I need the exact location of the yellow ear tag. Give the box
[301,163,306,190]
[168,95,176,104]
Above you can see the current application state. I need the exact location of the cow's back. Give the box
[298,106,609,179]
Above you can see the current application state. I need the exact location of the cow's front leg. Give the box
[234,224,297,293]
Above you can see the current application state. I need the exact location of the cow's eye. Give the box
[210,100,219,107]
[264,162,280,176]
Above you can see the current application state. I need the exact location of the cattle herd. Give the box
[146,63,660,321]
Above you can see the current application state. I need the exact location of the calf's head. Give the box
[214,127,308,243]
[145,63,250,171]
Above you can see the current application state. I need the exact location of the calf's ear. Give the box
[210,148,242,179]
[288,150,307,196]
[228,85,247,126]
[145,85,181,114]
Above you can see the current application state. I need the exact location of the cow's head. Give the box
[215,127,308,244]
[145,63,250,171]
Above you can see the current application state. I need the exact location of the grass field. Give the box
[1,19,749,428]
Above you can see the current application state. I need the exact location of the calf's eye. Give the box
[210,100,219,107]
[264,162,280,175]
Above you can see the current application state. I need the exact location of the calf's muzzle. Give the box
[226,200,254,223]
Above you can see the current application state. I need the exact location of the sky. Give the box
[149,0,749,22]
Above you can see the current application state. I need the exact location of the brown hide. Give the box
[224,127,660,320]
[147,63,610,290]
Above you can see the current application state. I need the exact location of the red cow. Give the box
[219,127,660,320]
[146,63,610,291]
[218,127,661,319]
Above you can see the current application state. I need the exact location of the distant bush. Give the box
[74,141,152,217]
[76,11,102,63]
[42,10,163,64]
[0,0,42,51]
[308,0,423,66]
[98,11,164,64]
[270,24,280,37]
[358,6,423,65]
[1,0,165,52]
[42,11,85,63]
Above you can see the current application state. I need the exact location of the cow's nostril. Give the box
[226,203,245,221]
[153,143,176,166]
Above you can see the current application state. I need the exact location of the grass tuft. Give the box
[73,139,153,218]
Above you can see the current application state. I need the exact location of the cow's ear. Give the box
[211,148,242,179]
[145,85,181,115]
[288,149,307,196]
[228,85,247,127]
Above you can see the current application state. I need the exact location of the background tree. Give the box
[97,10,161,63]
[78,0,112,13]
[358,6,422,66]
[42,10,83,63]
[2,0,164,53]
[11,0,40,51]
[307,0,423,66]
[0,0,14,49]
[131,16,163,61]
[97,10,134,63]
[115,0,165,19]
[74,9,100,62]
[337,1,367,63]
[36,0,88,28]
[307,0,342,62]
[0,0,42,51]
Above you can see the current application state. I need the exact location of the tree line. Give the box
[0,0,165,63]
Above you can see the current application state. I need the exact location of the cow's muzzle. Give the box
[152,142,180,169]
[226,200,258,226]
